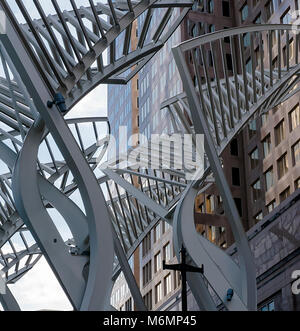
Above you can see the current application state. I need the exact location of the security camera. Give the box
[47,93,67,113]
[226,288,234,301]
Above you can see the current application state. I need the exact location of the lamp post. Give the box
[163,245,204,312]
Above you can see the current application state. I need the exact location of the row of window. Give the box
[142,242,172,287]
[259,299,275,311]
[253,177,300,222]
[254,175,300,222]
[244,35,295,76]
[140,97,150,125]
[251,141,299,194]
[140,71,181,129]
[111,282,130,308]
[143,271,182,309]
[249,104,300,143]
[241,1,293,24]
[140,73,150,99]
[108,82,131,112]
[142,221,171,257]
[192,48,233,72]
[194,0,230,17]
[154,274,172,304]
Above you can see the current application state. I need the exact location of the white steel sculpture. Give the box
[0,0,298,311]
[0,0,194,311]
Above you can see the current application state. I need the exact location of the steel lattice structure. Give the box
[0,0,298,311]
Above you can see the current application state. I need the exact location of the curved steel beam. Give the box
[5,0,193,110]
[12,121,88,309]
[0,285,20,311]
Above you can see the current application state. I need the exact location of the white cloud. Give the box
[9,257,72,311]
[67,85,108,119]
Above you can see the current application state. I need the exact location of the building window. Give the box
[259,299,275,311]
[191,24,198,38]
[208,0,214,13]
[277,153,288,179]
[221,241,227,249]
[165,222,171,232]
[265,1,275,20]
[275,120,285,146]
[281,8,292,25]
[198,203,204,213]
[270,30,276,45]
[232,167,241,186]
[263,135,271,158]
[250,148,259,169]
[272,56,278,69]
[289,104,300,131]
[292,140,300,166]
[265,167,274,191]
[261,111,269,126]
[163,242,171,262]
[125,298,132,311]
[255,211,263,223]
[243,33,250,48]
[254,13,262,24]
[295,177,300,189]
[155,282,162,304]
[154,223,161,242]
[283,39,294,66]
[206,195,215,213]
[246,58,252,73]
[222,1,230,17]
[248,119,257,138]
[230,138,239,156]
[142,261,152,287]
[164,273,172,296]
[161,221,165,234]
[226,54,233,71]
[143,291,152,310]
[234,198,243,217]
[174,271,181,289]
[208,24,215,33]
[241,3,249,22]
[280,187,290,202]
[154,252,162,273]
[267,200,276,213]
[142,233,151,257]
[252,179,261,203]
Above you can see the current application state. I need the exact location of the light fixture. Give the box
[227,288,234,301]
[47,93,67,113]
